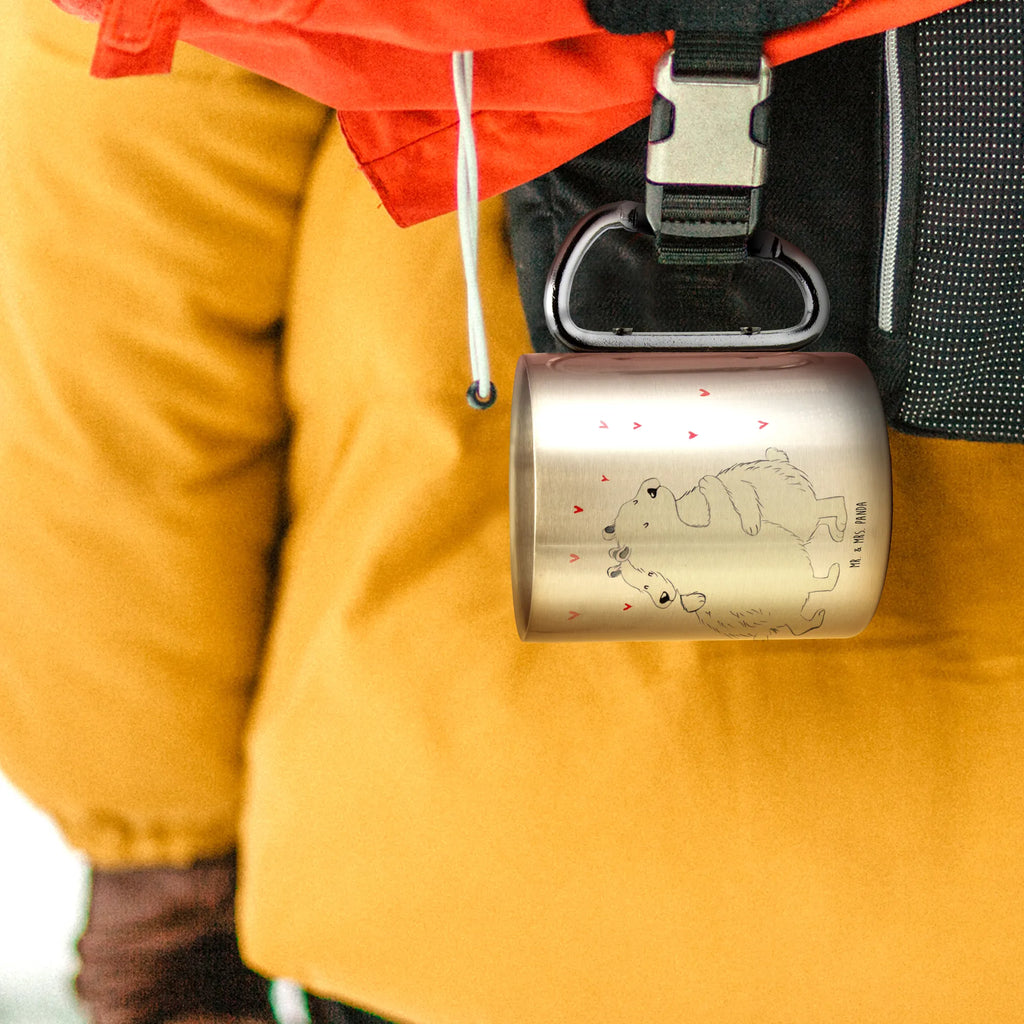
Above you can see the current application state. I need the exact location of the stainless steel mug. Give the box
[510,350,891,641]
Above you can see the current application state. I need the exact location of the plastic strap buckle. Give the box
[646,47,772,265]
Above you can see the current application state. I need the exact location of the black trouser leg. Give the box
[305,993,401,1024]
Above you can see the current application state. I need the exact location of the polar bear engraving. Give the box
[603,449,846,639]
[675,447,847,541]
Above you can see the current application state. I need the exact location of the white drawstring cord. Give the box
[452,51,496,409]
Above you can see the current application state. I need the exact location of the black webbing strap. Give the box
[655,192,753,264]
[582,0,836,36]
[671,30,762,77]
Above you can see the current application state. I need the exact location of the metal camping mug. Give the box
[509,350,892,641]
[510,203,892,641]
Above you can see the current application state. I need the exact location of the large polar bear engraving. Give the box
[604,448,846,639]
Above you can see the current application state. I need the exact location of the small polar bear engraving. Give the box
[604,447,847,639]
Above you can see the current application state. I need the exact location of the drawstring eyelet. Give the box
[466,381,497,409]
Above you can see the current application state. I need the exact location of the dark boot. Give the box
[305,993,400,1024]
[75,850,275,1024]
[165,1017,274,1024]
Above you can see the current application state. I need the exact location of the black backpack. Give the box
[507,0,1024,444]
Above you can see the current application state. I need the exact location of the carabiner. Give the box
[543,201,829,353]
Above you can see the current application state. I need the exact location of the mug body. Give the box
[510,351,892,641]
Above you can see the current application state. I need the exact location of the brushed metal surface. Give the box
[510,351,892,641]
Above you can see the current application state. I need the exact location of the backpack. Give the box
[507,0,1024,444]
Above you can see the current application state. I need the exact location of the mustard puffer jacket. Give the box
[1,3,1022,1024]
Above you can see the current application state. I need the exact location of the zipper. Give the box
[878,27,903,334]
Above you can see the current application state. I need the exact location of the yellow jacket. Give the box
[1,3,1022,1022]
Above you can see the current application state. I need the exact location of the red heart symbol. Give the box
[699,388,710,397]
[568,553,580,563]
[623,603,633,611]
[568,611,581,621]
[573,505,584,514]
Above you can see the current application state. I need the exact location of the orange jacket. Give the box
[57,0,973,224]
